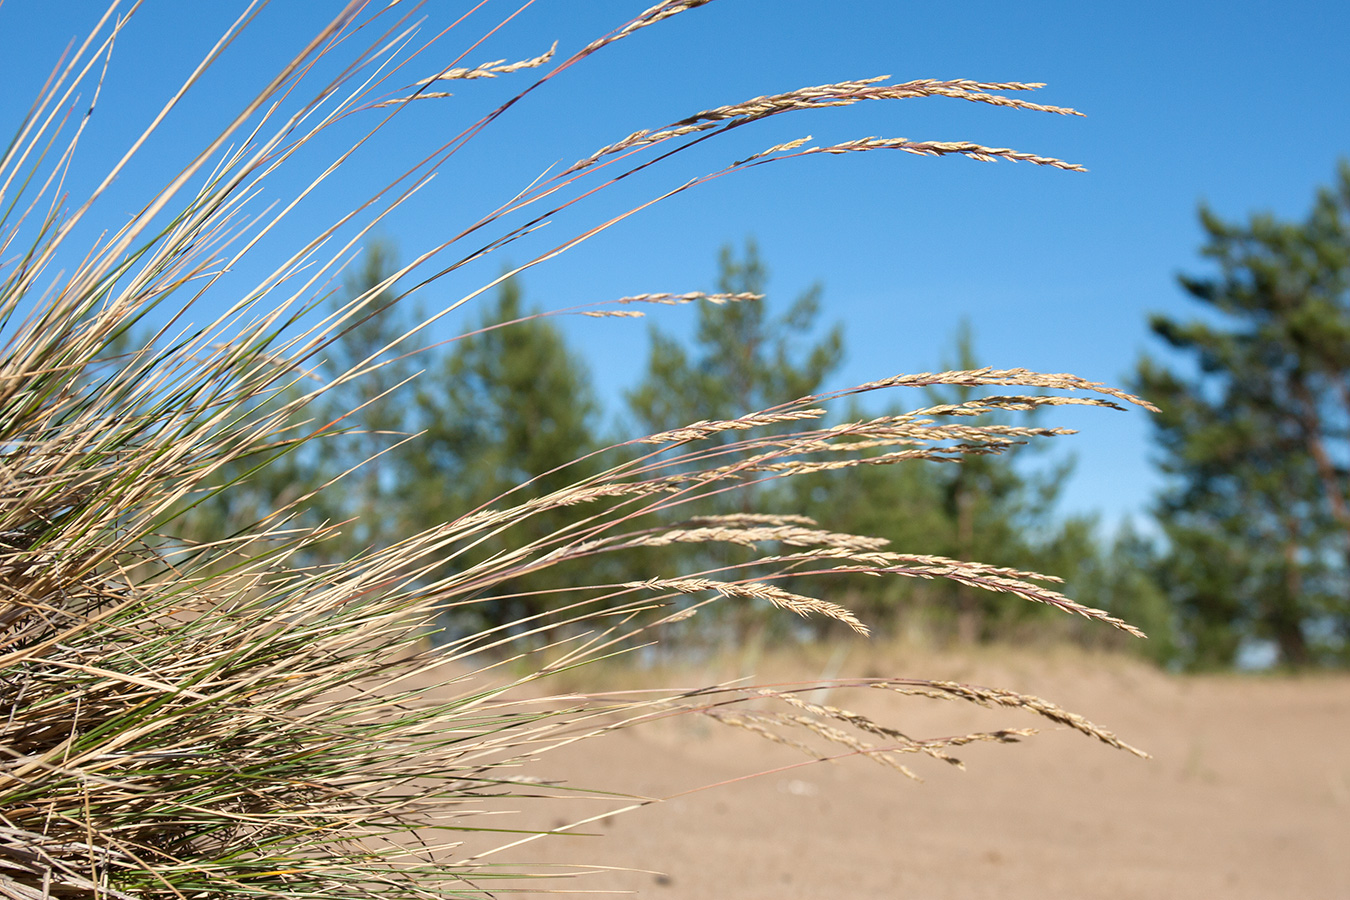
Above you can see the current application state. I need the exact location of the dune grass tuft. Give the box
[0,3,1148,897]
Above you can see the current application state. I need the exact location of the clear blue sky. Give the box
[4,1,1349,531]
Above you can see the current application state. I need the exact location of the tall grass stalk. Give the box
[0,3,1152,897]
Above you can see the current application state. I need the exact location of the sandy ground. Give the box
[469,646,1350,899]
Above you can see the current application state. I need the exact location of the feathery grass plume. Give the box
[0,2,1148,897]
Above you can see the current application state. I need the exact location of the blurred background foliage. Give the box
[177,164,1350,671]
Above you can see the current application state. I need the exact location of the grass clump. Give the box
[0,3,1151,897]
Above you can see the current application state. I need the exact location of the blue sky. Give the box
[3,1,1349,531]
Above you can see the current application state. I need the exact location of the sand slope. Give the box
[485,649,1350,899]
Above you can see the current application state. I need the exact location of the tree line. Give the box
[1136,161,1350,668]
[184,162,1350,670]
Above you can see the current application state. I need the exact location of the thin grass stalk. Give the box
[0,3,1148,898]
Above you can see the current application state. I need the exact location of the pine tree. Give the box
[809,322,1100,643]
[626,240,843,644]
[627,239,842,440]
[924,322,1083,641]
[1065,520,1178,664]
[1137,161,1350,667]
[316,239,420,555]
[401,277,604,633]
[175,241,417,562]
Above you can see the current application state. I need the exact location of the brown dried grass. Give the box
[0,2,1148,897]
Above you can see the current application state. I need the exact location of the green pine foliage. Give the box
[1137,161,1350,668]
[625,240,845,644]
[1066,521,1178,664]
[286,243,1170,659]
[627,239,843,440]
[793,322,1146,647]
[315,239,422,555]
[174,240,416,564]
[399,276,607,634]
[922,323,1085,642]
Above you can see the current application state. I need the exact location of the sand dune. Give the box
[485,648,1350,899]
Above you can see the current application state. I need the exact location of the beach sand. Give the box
[478,647,1350,899]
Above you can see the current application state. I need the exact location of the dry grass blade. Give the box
[625,577,870,635]
[416,41,558,85]
[672,676,1147,765]
[835,367,1160,412]
[778,137,1088,171]
[872,680,1151,758]
[563,76,1084,177]
[639,408,827,444]
[0,3,1148,898]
